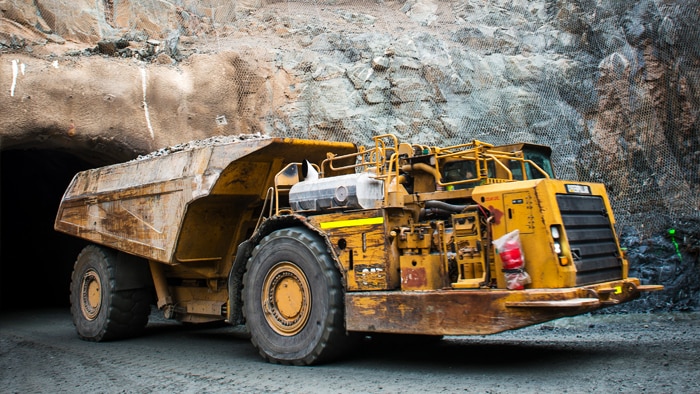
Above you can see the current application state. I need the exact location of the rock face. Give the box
[1,0,698,310]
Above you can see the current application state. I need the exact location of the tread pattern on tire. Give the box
[70,245,151,342]
[242,228,348,365]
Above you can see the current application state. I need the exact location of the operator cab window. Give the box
[442,160,477,189]
[508,160,524,180]
[524,150,554,179]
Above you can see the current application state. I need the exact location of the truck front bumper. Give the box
[345,278,663,335]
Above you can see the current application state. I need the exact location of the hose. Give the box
[424,200,467,213]
[419,201,469,220]
[420,207,453,218]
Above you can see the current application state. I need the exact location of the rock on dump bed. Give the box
[134,133,269,161]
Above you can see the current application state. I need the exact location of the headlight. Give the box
[551,226,560,239]
[553,241,562,255]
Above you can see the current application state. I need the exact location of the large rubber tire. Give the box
[69,245,151,342]
[243,228,346,365]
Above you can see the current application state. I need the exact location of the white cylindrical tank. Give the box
[289,172,384,212]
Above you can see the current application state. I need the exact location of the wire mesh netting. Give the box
[46,0,698,236]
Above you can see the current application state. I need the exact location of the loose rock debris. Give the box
[134,133,269,161]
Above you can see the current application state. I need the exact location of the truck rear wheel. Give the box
[243,228,346,365]
[69,245,151,341]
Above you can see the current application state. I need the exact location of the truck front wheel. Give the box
[70,245,150,341]
[243,228,346,365]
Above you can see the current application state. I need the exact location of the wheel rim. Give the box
[262,262,311,336]
[80,269,102,321]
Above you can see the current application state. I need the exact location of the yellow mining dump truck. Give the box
[55,134,661,365]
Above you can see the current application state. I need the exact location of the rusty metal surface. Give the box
[55,137,357,264]
[345,278,644,335]
[308,210,396,291]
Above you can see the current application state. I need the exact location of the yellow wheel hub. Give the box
[80,269,102,321]
[262,262,311,336]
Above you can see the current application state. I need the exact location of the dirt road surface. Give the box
[1,309,698,393]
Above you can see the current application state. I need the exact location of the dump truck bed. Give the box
[55,136,357,264]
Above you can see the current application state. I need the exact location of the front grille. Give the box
[556,194,623,286]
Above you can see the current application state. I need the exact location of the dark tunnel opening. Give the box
[0,149,112,310]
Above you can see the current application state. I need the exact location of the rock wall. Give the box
[1,0,698,310]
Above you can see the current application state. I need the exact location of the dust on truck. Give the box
[55,134,661,364]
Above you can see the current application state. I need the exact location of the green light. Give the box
[668,228,682,260]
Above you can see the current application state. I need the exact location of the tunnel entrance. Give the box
[0,148,125,310]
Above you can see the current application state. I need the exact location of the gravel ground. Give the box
[1,309,698,393]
